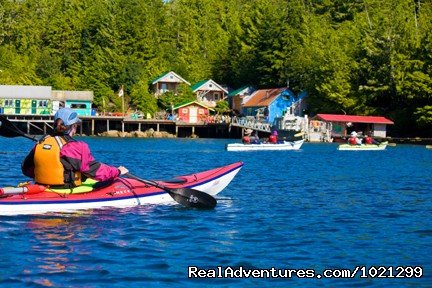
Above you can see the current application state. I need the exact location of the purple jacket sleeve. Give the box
[60,141,120,182]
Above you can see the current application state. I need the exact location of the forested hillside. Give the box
[1,0,431,136]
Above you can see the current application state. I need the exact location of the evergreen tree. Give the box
[0,0,431,135]
[130,80,158,117]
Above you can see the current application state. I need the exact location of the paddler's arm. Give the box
[61,141,128,182]
[21,147,36,178]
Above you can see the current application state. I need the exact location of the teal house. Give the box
[52,91,94,116]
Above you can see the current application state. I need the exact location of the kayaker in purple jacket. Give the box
[22,108,128,187]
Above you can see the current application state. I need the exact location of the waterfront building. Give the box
[172,101,214,124]
[150,71,191,96]
[191,79,228,108]
[226,86,256,114]
[0,85,52,115]
[51,90,94,116]
[313,114,394,138]
[0,85,94,116]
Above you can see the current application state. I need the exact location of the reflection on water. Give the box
[28,217,82,274]
[13,207,157,287]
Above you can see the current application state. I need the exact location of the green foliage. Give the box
[415,106,432,127]
[214,100,230,114]
[1,0,432,136]
[157,84,196,110]
[130,80,158,117]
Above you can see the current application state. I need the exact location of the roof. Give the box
[151,71,191,86]
[315,114,394,124]
[52,90,94,101]
[243,88,286,107]
[191,80,207,91]
[0,85,52,99]
[172,101,214,111]
[227,86,255,97]
[191,79,228,94]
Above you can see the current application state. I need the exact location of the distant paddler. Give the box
[348,131,362,145]
[242,128,253,144]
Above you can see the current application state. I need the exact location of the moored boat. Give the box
[337,141,388,151]
[226,139,304,151]
[0,162,243,215]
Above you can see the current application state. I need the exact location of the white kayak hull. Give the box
[226,140,304,151]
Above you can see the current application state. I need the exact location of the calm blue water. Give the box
[0,137,431,287]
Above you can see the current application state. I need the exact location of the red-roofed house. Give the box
[314,114,394,138]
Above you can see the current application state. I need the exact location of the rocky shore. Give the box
[97,128,195,138]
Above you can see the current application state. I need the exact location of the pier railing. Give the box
[230,116,272,133]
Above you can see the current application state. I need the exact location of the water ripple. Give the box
[0,139,431,287]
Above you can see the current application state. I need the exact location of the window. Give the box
[38,100,48,107]
[4,99,13,107]
[182,108,188,114]
[214,93,220,101]
[161,83,167,92]
[70,103,87,109]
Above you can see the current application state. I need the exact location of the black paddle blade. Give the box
[0,115,37,141]
[124,173,218,209]
[167,188,217,209]
[0,115,24,138]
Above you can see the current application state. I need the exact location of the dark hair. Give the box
[54,118,69,134]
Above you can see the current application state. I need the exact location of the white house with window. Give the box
[191,79,228,108]
[150,71,191,96]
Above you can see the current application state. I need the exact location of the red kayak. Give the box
[0,162,243,215]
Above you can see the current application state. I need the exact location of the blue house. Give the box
[242,88,306,124]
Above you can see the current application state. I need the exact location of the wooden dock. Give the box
[1,114,237,138]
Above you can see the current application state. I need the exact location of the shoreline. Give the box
[3,114,431,145]
[77,131,432,146]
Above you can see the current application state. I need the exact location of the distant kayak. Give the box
[338,141,388,151]
[0,162,243,215]
[226,139,304,151]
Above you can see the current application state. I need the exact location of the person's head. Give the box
[272,130,278,136]
[350,131,357,137]
[245,129,253,135]
[54,108,81,135]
